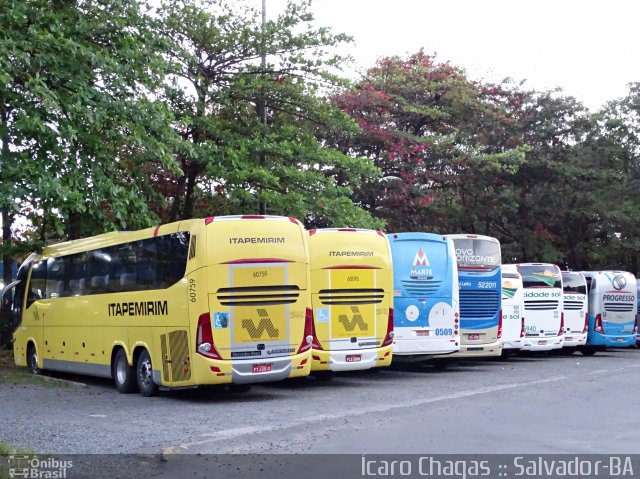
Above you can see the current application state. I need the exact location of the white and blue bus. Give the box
[581,271,637,355]
[511,263,564,352]
[444,234,502,358]
[388,233,460,358]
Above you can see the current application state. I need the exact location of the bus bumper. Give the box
[192,351,311,385]
[393,337,459,356]
[311,345,392,372]
[434,339,502,358]
[588,333,636,348]
[522,336,563,351]
[501,338,524,350]
[562,333,587,347]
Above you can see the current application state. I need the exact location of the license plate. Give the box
[346,354,362,362]
[468,334,480,340]
[565,337,573,341]
[416,330,430,337]
[616,338,625,343]
[252,363,272,373]
[538,340,547,345]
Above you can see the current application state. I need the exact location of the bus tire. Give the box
[580,347,597,356]
[136,350,159,397]
[113,349,137,394]
[27,344,41,375]
[228,384,252,393]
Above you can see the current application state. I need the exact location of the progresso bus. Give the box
[307,228,394,373]
[510,263,564,351]
[387,232,460,358]
[561,271,588,353]
[3,215,313,396]
[581,271,638,355]
[443,234,502,358]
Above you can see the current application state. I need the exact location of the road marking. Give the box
[163,375,569,454]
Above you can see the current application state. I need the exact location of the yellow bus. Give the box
[307,228,394,374]
[5,215,312,396]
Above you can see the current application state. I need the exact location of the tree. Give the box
[330,51,525,233]
[0,0,178,286]
[152,0,382,228]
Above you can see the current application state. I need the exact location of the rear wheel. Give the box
[228,384,252,393]
[580,347,597,356]
[113,349,137,394]
[27,344,41,375]
[136,350,159,397]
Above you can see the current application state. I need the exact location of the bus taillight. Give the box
[558,312,565,336]
[582,313,588,334]
[497,310,503,339]
[196,313,221,360]
[520,317,526,338]
[633,316,638,335]
[297,308,315,354]
[594,313,605,334]
[382,308,395,346]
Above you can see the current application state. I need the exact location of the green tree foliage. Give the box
[153,0,382,228]
[0,0,178,285]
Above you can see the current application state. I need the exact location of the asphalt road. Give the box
[2,347,639,458]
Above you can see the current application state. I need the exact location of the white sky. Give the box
[270,0,640,111]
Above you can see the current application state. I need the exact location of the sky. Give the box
[270,0,640,111]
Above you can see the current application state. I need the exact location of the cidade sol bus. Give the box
[6,216,313,396]
[500,265,525,356]
[440,234,502,358]
[307,228,394,373]
[509,263,564,351]
[560,271,588,352]
[387,233,460,358]
[581,271,638,355]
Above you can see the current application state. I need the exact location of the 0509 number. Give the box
[435,328,453,336]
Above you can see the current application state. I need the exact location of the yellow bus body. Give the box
[12,215,311,393]
[308,228,394,371]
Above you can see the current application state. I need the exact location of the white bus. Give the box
[509,263,563,351]
[500,265,525,356]
[560,271,588,353]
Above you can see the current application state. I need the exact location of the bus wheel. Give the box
[228,384,252,393]
[136,350,159,397]
[580,348,597,356]
[27,344,41,375]
[113,349,137,394]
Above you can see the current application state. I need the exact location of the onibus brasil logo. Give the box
[8,455,73,478]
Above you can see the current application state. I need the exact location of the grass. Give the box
[0,441,32,455]
[0,348,68,387]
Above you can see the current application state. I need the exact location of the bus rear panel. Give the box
[500,265,525,352]
[444,235,502,358]
[582,271,637,350]
[308,229,394,372]
[513,263,564,351]
[388,233,459,357]
[561,271,588,348]
[193,215,312,385]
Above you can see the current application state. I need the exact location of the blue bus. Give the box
[444,234,502,358]
[581,271,637,355]
[387,233,460,358]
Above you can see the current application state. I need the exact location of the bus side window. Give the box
[26,261,47,308]
[46,257,66,298]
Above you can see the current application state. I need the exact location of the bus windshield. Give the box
[452,238,500,270]
[562,273,586,295]
[517,265,562,288]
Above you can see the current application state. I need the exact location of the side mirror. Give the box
[1,280,20,311]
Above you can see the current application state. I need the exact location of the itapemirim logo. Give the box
[338,306,369,332]
[242,308,279,339]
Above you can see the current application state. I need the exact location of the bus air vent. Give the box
[216,285,300,306]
